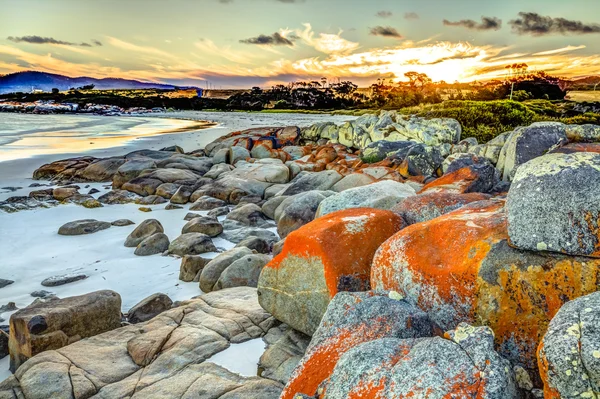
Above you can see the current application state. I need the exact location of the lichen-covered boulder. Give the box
[507,152,600,258]
[9,290,122,371]
[280,291,434,399]
[315,180,415,218]
[497,122,568,181]
[320,323,518,399]
[392,191,490,224]
[258,208,405,336]
[538,292,600,399]
[420,164,499,194]
[565,124,600,143]
[371,199,600,375]
[443,152,493,173]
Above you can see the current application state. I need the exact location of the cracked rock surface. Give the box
[0,287,282,399]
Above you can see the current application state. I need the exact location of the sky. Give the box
[1,0,600,88]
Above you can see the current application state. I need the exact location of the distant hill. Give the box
[0,71,187,94]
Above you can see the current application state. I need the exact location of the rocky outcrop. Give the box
[8,290,122,371]
[258,208,405,336]
[280,291,433,398]
[320,323,518,398]
[371,199,600,376]
[1,288,282,399]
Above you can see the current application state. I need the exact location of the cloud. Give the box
[443,16,502,31]
[296,23,359,54]
[240,32,296,46]
[107,37,176,59]
[404,12,419,20]
[533,45,586,56]
[509,12,600,36]
[369,26,402,39]
[376,11,392,18]
[7,35,102,47]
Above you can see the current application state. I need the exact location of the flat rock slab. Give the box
[0,287,281,399]
[57,219,111,235]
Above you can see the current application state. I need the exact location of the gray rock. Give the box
[182,216,223,237]
[281,291,434,396]
[199,247,253,292]
[111,219,135,226]
[507,152,600,257]
[214,254,272,290]
[225,203,271,228]
[221,227,279,245]
[41,273,88,287]
[58,219,111,235]
[538,292,600,398]
[168,233,217,256]
[280,170,343,196]
[170,185,193,204]
[259,327,311,385]
[262,195,289,219]
[127,293,173,323]
[315,180,415,218]
[30,290,53,298]
[179,255,210,282]
[235,236,271,254]
[189,195,227,211]
[121,176,164,196]
[207,206,230,218]
[164,203,183,210]
[276,191,329,238]
[98,189,142,204]
[443,152,494,173]
[565,124,600,143]
[498,122,568,181]
[0,325,8,359]
[135,194,167,205]
[183,212,201,221]
[134,233,170,256]
[155,182,180,199]
[124,219,164,247]
[0,279,14,289]
[320,323,517,399]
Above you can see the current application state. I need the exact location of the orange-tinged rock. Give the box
[550,142,600,154]
[419,164,497,194]
[392,191,490,224]
[316,147,337,163]
[258,208,405,336]
[371,199,600,377]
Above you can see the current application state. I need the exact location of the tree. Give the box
[404,72,432,90]
[51,88,59,95]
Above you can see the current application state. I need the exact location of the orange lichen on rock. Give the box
[419,165,482,194]
[371,199,600,374]
[550,142,600,154]
[392,191,491,224]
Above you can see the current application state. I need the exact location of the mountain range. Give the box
[0,71,189,94]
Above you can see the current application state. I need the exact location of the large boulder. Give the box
[315,180,415,218]
[8,290,122,371]
[224,203,271,228]
[497,122,568,181]
[112,159,157,189]
[181,216,223,237]
[538,292,600,399]
[320,323,518,399]
[507,152,600,258]
[134,233,170,256]
[124,219,164,247]
[258,208,405,336]
[225,160,290,184]
[392,191,490,224]
[80,157,127,182]
[280,291,433,398]
[371,199,600,376]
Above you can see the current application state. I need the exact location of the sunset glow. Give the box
[1,0,599,87]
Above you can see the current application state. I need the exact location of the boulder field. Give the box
[2,112,600,398]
